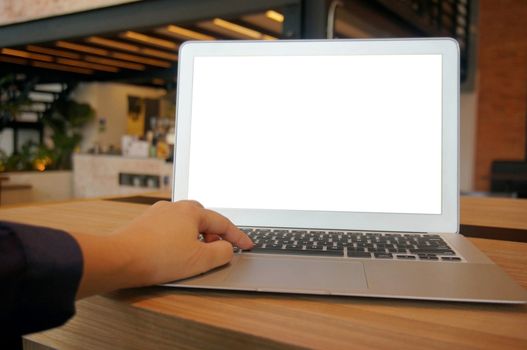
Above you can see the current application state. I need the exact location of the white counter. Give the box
[73,154,173,198]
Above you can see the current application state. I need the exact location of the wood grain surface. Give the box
[461,196,527,230]
[0,196,525,350]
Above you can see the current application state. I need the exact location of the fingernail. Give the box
[241,236,254,248]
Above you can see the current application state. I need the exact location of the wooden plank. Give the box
[461,196,527,230]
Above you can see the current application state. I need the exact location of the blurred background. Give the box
[0,0,525,206]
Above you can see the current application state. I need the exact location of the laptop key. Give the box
[348,247,368,253]
[347,251,372,258]
[248,247,343,257]
[267,243,284,249]
[371,248,387,253]
[248,248,285,254]
[254,229,271,233]
[374,253,393,259]
[441,256,461,261]
[396,255,416,260]
[304,249,343,256]
[326,246,343,251]
[419,255,439,260]
[410,249,455,255]
[273,230,288,234]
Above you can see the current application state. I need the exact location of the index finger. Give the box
[198,208,254,249]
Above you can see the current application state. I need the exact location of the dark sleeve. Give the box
[0,221,83,339]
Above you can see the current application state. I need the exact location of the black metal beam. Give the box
[372,0,450,37]
[282,4,303,39]
[301,0,329,39]
[5,121,44,130]
[0,0,299,47]
[0,62,91,83]
[0,58,178,84]
[337,0,420,37]
[102,66,177,85]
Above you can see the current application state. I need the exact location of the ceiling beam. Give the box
[0,0,298,47]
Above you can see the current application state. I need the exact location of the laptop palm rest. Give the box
[219,255,368,293]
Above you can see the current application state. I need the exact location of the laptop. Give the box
[167,38,527,303]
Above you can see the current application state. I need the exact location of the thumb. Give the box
[192,240,234,275]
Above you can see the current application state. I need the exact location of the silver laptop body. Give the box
[168,38,526,303]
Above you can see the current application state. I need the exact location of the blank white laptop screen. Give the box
[187,54,442,215]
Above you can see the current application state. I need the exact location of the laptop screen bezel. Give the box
[172,38,459,234]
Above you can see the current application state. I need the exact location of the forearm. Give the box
[71,232,142,299]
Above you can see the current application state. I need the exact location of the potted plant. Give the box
[42,87,95,170]
[0,78,95,172]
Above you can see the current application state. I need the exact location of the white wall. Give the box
[72,82,166,152]
[73,154,172,198]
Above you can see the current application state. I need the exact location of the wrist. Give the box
[74,233,136,298]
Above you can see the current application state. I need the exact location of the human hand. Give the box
[118,200,253,286]
[75,200,253,298]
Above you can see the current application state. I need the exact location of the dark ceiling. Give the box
[0,0,474,87]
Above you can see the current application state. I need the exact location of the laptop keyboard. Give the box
[239,228,462,262]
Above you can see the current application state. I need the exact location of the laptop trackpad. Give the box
[224,255,368,293]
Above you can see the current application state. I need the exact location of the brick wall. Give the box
[474,0,527,190]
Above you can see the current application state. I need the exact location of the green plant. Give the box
[42,87,95,170]
[0,78,95,171]
[0,141,36,171]
[0,74,39,172]
[0,74,34,127]
[0,141,55,172]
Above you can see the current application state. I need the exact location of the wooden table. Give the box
[460,196,527,242]
[1,194,526,350]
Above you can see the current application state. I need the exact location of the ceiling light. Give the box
[57,58,119,72]
[212,18,276,40]
[164,25,215,40]
[26,45,81,59]
[120,31,178,50]
[86,36,140,52]
[85,55,145,70]
[32,61,93,75]
[111,52,172,68]
[1,48,53,62]
[266,10,284,23]
[56,41,109,56]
